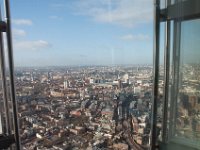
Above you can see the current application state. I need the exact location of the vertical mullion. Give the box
[169,0,182,139]
[169,20,181,139]
[4,0,21,149]
[162,0,171,143]
[151,0,160,149]
[0,32,11,135]
[0,7,11,136]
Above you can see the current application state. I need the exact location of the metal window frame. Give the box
[0,7,12,136]
[1,0,200,149]
[151,0,200,149]
[151,0,160,149]
[168,19,181,140]
[161,0,171,143]
[160,0,200,22]
[0,0,21,149]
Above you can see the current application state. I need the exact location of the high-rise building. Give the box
[63,80,68,89]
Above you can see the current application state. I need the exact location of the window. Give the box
[155,0,200,150]
[171,19,200,148]
[1,0,200,150]
[9,0,154,149]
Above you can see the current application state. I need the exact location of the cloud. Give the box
[50,3,67,9]
[49,15,63,20]
[14,40,51,50]
[13,29,26,37]
[12,19,32,26]
[120,34,150,41]
[51,3,65,8]
[73,0,153,27]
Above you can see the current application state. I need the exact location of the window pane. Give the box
[174,19,200,146]
[11,0,153,149]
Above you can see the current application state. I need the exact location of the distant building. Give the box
[69,128,78,135]
[50,89,64,97]
[113,143,129,150]
[89,78,94,84]
[134,86,141,94]
[118,80,122,89]
[123,73,129,84]
[63,80,68,89]
[70,110,81,116]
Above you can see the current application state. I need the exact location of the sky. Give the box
[9,0,154,66]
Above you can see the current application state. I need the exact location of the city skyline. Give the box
[11,0,154,66]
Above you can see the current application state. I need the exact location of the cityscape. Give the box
[1,63,200,149]
[0,1,200,150]
[0,63,192,150]
[15,65,153,150]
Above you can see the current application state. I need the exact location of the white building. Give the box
[134,86,141,94]
[63,80,68,89]
[89,78,94,84]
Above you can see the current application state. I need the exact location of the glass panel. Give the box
[11,0,153,149]
[160,0,166,9]
[165,20,174,141]
[157,22,165,142]
[174,19,200,147]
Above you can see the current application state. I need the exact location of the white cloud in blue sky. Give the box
[13,29,27,37]
[49,15,63,20]
[12,19,51,51]
[14,40,51,50]
[12,19,32,26]
[73,0,153,27]
[120,34,150,41]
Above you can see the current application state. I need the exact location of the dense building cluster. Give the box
[13,65,152,150]
[1,64,199,149]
